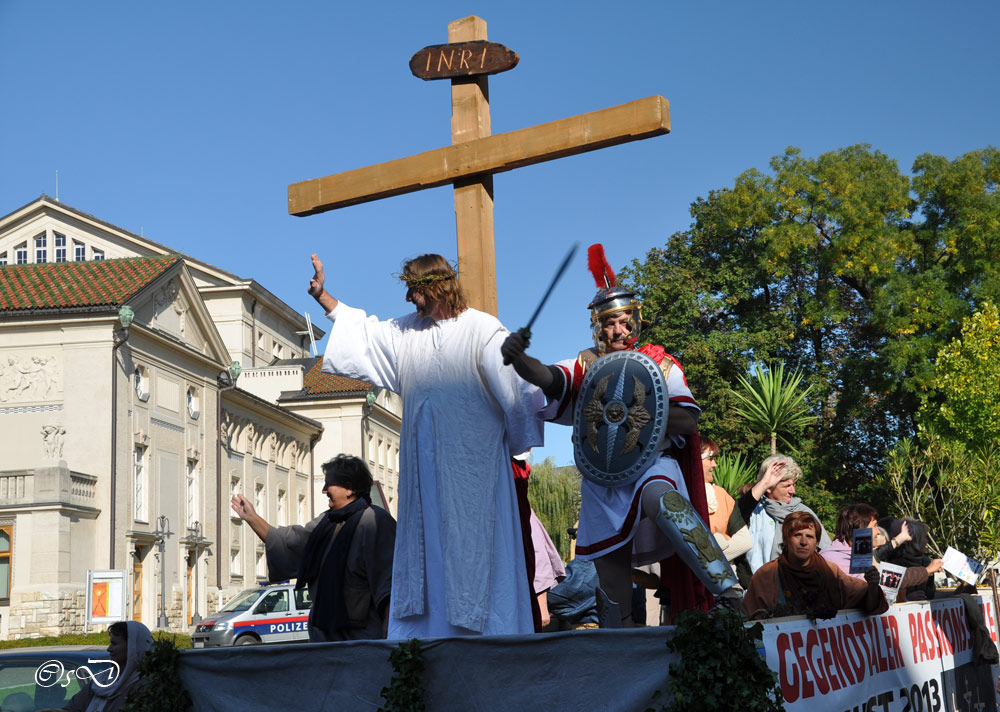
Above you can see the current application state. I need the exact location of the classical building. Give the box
[0,196,401,638]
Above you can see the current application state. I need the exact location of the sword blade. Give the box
[520,242,580,338]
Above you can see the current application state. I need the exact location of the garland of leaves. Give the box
[122,636,192,712]
[379,638,425,712]
[646,610,783,712]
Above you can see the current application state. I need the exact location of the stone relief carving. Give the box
[152,279,188,337]
[220,412,239,449]
[0,354,61,402]
[267,432,278,462]
[41,424,66,459]
[244,422,255,454]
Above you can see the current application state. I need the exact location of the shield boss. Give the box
[572,350,669,487]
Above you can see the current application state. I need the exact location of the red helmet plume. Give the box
[587,244,616,289]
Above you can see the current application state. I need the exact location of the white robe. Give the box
[323,303,543,637]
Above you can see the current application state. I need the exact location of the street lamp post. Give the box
[187,521,206,625]
[153,514,173,629]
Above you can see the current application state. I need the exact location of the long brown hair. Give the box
[401,254,467,317]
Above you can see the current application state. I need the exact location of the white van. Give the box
[191,582,312,647]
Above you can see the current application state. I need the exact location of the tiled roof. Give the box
[0,195,244,283]
[284,357,374,398]
[0,255,180,313]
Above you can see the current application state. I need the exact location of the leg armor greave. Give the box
[655,490,739,595]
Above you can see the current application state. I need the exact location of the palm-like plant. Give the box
[731,362,816,455]
[712,451,757,497]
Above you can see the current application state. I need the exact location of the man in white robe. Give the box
[308,253,544,637]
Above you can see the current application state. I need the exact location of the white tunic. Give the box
[323,303,543,637]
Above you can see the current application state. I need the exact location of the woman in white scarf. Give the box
[744,454,831,573]
[61,620,153,712]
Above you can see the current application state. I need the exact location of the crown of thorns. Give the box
[396,271,457,287]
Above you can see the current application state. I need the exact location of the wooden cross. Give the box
[288,16,670,316]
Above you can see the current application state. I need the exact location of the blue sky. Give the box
[2,2,997,466]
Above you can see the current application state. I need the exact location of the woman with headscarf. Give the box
[879,517,942,602]
[742,511,887,620]
[62,620,153,711]
[737,454,831,573]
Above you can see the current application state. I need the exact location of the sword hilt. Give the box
[502,327,532,366]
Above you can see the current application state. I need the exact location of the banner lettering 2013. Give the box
[760,597,998,711]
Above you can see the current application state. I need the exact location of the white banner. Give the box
[760,597,999,711]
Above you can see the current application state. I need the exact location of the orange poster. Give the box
[91,581,108,617]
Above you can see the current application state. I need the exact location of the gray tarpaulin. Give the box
[178,627,678,711]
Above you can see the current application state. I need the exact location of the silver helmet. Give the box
[587,245,642,352]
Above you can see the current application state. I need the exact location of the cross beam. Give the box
[289,16,670,315]
[288,96,670,216]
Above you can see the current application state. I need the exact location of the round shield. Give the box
[572,350,669,487]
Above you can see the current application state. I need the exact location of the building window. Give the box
[0,526,11,602]
[297,494,305,524]
[272,341,283,359]
[186,387,200,419]
[34,233,47,263]
[134,366,150,402]
[134,445,148,522]
[186,460,198,529]
[255,548,266,578]
[0,252,7,266]
[15,243,27,265]
[230,477,241,519]
[277,489,286,526]
[254,483,264,514]
[93,248,105,260]
[231,547,242,577]
[54,233,67,262]
[74,240,86,261]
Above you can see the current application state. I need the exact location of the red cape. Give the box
[638,344,714,620]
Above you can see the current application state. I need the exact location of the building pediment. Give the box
[129,263,232,368]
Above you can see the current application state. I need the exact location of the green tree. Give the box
[526,457,581,560]
[620,145,1000,492]
[930,303,1000,446]
[881,431,1000,564]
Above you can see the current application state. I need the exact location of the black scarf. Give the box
[296,497,370,633]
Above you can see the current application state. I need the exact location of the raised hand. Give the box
[308,254,325,299]
[231,493,255,520]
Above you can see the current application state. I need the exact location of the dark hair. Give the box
[834,503,879,543]
[782,511,821,547]
[322,455,374,503]
[879,517,930,560]
[401,254,467,317]
[700,436,720,458]
[108,621,128,639]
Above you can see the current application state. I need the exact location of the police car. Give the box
[191,582,312,647]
